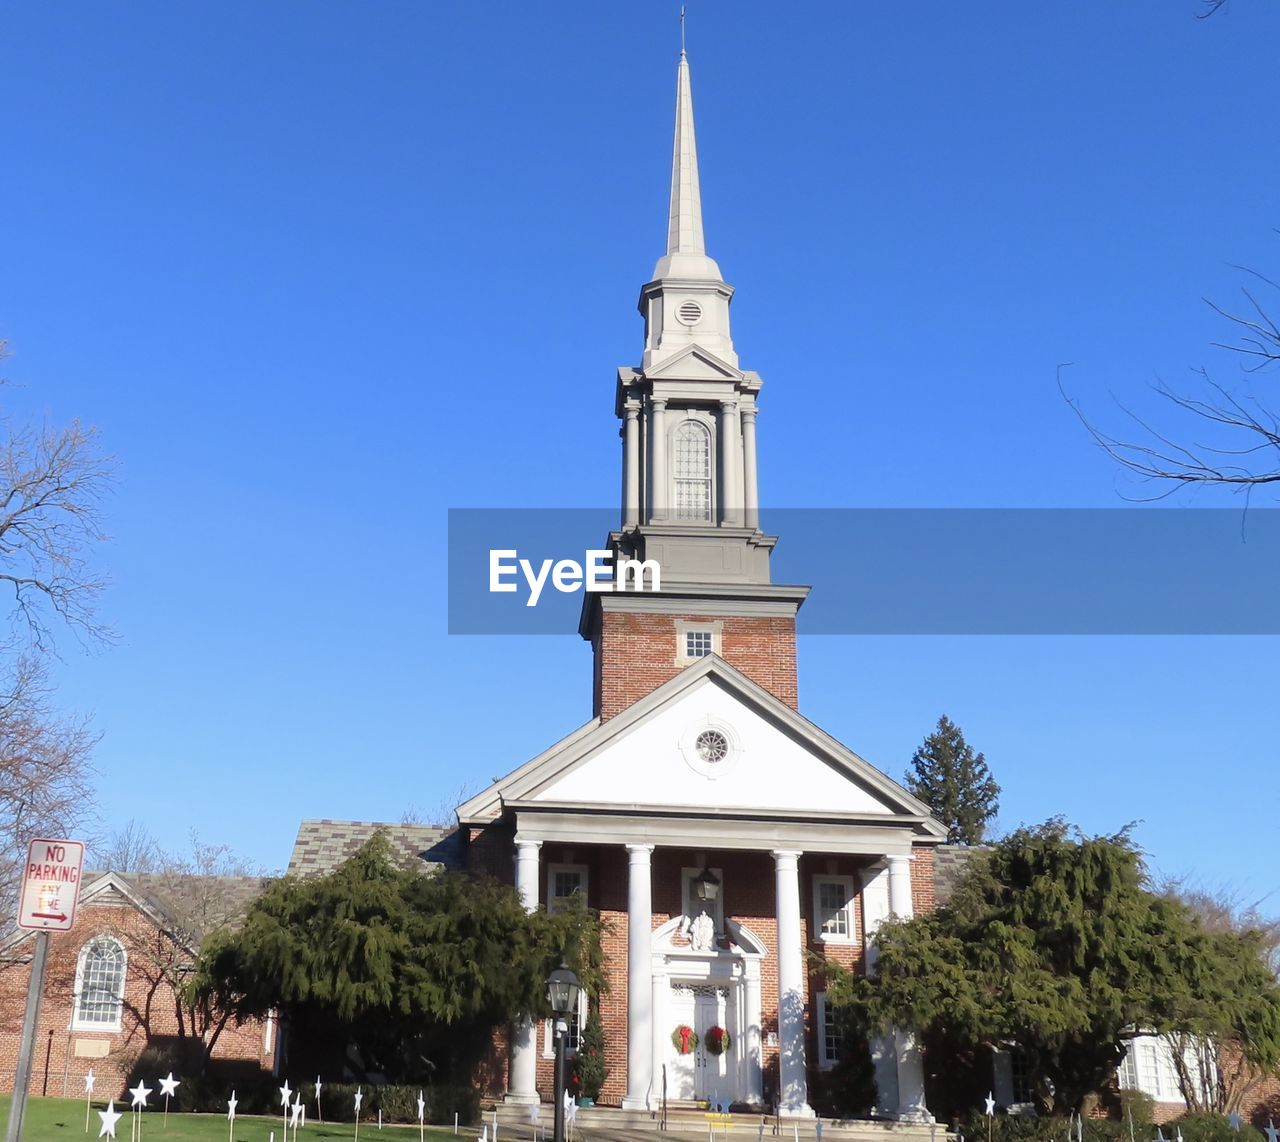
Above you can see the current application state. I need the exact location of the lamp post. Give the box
[547,963,581,1142]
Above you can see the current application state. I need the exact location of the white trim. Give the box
[71,935,127,1033]
[546,862,588,913]
[812,874,857,944]
[674,619,723,666]
[815,991,841,1070]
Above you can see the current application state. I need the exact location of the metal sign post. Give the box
[6,838,85,1142]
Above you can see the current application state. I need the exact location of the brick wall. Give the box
[593,611,798,720]
[0,901,274,1099]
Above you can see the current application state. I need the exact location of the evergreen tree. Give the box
[827,820,1280,1117]
[195,833,605,1084]
[904,715,1000,844]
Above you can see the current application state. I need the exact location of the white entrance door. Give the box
[666,984,732,1104]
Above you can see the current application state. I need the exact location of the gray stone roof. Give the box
[287,820,465,878]
[933,844,987,906]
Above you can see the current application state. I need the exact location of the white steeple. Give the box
[641,47,737,371]
[653,49,723,282]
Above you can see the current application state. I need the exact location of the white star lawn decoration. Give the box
[280,1082,293,1109]
[354,1087,363,1114]
[130,1083,152,1110]
[99,1102,123,1140]
[1227,1114,1242,1133]
[227,1093,238,1121]
[159,1073,180,1125]
[1264,1121,1278,1142]
[984,1093,996,1117]
[84,1069,98,1134]
[417,1093,425,1123]
[291,1096,304,1129]
[315,1078,324,1125]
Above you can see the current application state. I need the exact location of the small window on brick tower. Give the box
[686,630,714,658]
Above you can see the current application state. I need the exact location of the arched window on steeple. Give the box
[673,419,712,522]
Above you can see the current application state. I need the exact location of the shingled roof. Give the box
[933,844,987,905]
[287,820,465,878]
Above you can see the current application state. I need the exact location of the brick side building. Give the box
[0,871,277,1099]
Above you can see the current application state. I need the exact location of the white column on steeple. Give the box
[772,850,813,1117]
[741,404,759,530]
[507,838,542,1104]
[624,401,641,529]
[649,398,667,523]
[623,844,655,1109]
[717,399,741,527]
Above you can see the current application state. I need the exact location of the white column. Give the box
[744,963,764,1107]
[649,399,667,522]
[507,838,542,1104]
[623,844,655,1109]
[717,399,741,527]
[887,854,930,1122]
[741,404,759,531]
[859,864,898,1116]
[772,850,813,1117]
[623,401,641,529]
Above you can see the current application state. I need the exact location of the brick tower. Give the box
[579,48,810,721]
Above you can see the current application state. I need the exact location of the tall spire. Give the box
[666,49,705,258]
[652,44,723,282]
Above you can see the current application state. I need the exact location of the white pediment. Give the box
[528,675,901,816]
[644,345,743,382]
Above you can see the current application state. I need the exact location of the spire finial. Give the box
[680,6,687,56]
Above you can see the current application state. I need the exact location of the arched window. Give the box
[72,936,126,1030]
[673,419,712,521]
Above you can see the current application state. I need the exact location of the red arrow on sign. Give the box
[31,912,67,922]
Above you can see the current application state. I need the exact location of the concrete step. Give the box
[487,1102,949,1142]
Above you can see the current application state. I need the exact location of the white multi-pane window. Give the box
[1117,1035,1195,1104]
[816,992,843,1068]
[812,875,856,943]
[543,992,587,1058]
[546,864,588,914]
[685,630,714,658]
[673,420,712,522]
[72,936,127,1031]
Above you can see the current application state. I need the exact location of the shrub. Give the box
[1118,1088,1156,1129]
[1167,1114,1265,1142]
[574,1008,607,1101]
[952,1113,1130,1142]
[313,1083,479,1125]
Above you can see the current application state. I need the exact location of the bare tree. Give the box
[95,818,164,874]
[0,655,98,917]
[106,832,268,1073]
[0,339,114,913]
[1065,262,1280,499]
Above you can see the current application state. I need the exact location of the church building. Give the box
[456,48,947,1120]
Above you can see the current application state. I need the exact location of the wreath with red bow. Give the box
[671,1024,699,1055]
[704,1026,732,1056]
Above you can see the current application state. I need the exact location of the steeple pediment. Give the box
[644,344,743,382]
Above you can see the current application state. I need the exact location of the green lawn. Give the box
[0,1098,467,1142]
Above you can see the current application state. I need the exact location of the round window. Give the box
[695,729,729,763]
[676,300,703,326]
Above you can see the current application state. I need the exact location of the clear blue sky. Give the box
[2,3,1277,905]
